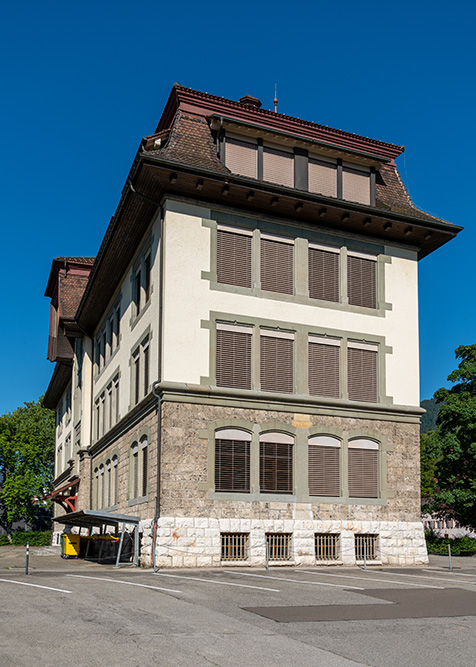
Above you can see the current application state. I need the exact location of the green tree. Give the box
[420,430,440,502]
[0,396,55,537]
[429,344,476,529]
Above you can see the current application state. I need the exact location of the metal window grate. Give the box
[315,533,339,560]
[354,534,378,560]
[221,533,249,561]
[266,533,292,561]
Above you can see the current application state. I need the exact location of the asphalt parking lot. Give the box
[1,548,476,667]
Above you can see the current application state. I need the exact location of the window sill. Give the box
[128,496,148,507]
[130,298,151,332]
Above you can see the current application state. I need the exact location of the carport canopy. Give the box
[54,509,141,567]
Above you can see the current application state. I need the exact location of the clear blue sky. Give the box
[0,1,473,414]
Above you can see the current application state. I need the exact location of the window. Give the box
[308,243,339,302]
[144,253,151,303]
[215,429,251,493]
[343,163,370,205]
[114,305,120,349]
[133,349,140,405]
[308,155,337,197]
[348,439,378,498]
[260,234,293,294]
[260,432,293,494]
[263,144,293,187]
[134,268,141,316]
[131,442,139,499]
[221,533,249,561]
[99,464,105,509]
[216,323,252,389]
[143,339,150,397]
[105,460,111,507]
[347,251,377,309]
[308,336,340,398]
[266,533,292,561]
[308,436,340,497]
[225,136,257,178]
[112,456,118,506]
[217,226,252,288]
[315,533,339,560]
[93,467,99,509]
[355,534,378,560]
[132,336,150,406]
[348,342,378,402]
[113,375,120,424]
[141,437,148,498]
[260,330,294,393]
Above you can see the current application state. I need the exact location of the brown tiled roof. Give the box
[53,256,96,265]
[145,111,449,225]
[60,274,91,319]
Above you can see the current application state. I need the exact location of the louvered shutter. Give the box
[261,236,294,294]
[348,439,378,498]
[348,344,378,402]
[225,137,257,178]
[308,158,337,197]
[308,337,340,398]
[308,436,340,496]
[347,253,377,308]
[342,166,370,204]
[217,229,252,288]
[308,245,339,302]
[263,146,293,187]
[215,430,251,492]
[216,325,252,389]
[259,433,293,493]
[260,332,293,393]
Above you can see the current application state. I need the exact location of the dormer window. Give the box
[343,162,370,205]
[225,134,257,179]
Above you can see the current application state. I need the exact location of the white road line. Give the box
[227,571,364,590]
[299,570,444,589]
[153,572,280,592]
[0,578,71,594]
[67,574,181,594]
[369,571,476,586]
[425,569,476,578]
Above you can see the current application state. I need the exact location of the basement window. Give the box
[315,533,339,560]
[354,534,378,561]
[266,533,292,561]
[221,533,249,561]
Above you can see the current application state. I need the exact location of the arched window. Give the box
[259,432,293,494]
[93,467,99,509]
[99,464,105,508]
[141,437,148,498]
[112,456,118,506]
[215,429,251,493]
[348,438,378,498]
[131,442,139,499]
[308,436,341,497]
[105,460,111,507]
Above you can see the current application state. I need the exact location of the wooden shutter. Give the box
[342,166,370,204]
[348,439,378,498]
[260,433,293,493]
[216,325,252,389]
[308,436,340,496]
[348,343,378,402]
[308,158,337,197]
[308,245,339,302]
[215,430,250,492]
[225,137,257,178]
[308,337,340,398]
[217,228,252,288]
[347,253,377,308]
[142,442,148,497]
[260,332,293,393]
[260,236,293,294]
[263,146,293,187]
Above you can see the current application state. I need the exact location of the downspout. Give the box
[151,204,165,571]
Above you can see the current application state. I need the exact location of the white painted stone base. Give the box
[139,517,429,568]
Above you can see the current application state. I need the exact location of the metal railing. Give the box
[315,533,339,560]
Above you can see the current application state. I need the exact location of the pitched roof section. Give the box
[156,85,404,161]
[145,109,448,225]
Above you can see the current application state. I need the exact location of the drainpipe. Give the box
[151,204,165,571]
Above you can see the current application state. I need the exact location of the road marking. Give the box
[0,578,71,594]
[299,570,444,589]
[153,572,280,592]
[370,571,476,586]
[425,569,476,577]
[228,571,364,590]
[67,574,181,593]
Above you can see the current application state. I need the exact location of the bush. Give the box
[0,535,10,546]
[425,530,476,555]
[10,531,51,547]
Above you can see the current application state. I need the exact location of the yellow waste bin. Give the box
[62,533,80,558]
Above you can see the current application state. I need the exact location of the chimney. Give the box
[238,94,262,109]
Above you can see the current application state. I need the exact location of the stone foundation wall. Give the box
[139,515,428,568]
